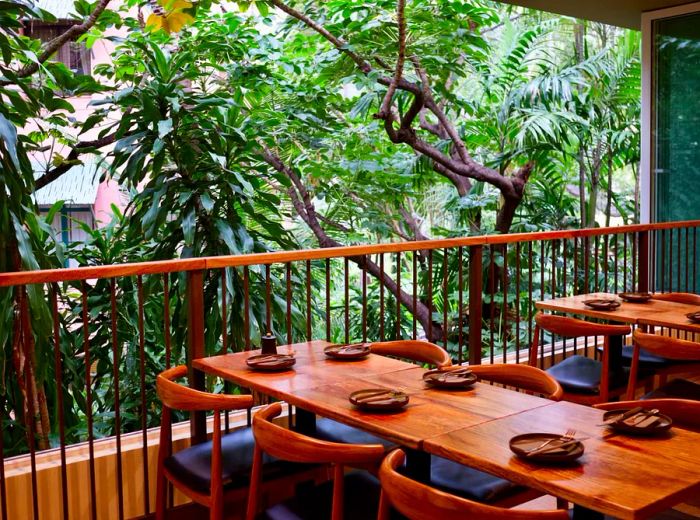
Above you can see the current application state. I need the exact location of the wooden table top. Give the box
[424,401,700,520]
[536,292,700,332]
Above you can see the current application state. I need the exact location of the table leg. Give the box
[404,448,431,481]
[294,407,317,435]
[572,504,604,519]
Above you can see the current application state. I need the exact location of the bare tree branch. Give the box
[0,0,113,86]
[376,0,406,119]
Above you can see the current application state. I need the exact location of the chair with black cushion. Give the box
[428,363,562,506]
[626,330,700,400]
[314,340,451,447]
[614,292,700,371]
[246,402,387,520]
[529,313,632,405]
[595,398,700,432]
[156,366,319,520]
[377,449,569,520]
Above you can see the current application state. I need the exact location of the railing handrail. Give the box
[1,219,698,287]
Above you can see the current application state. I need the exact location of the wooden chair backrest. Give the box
[652,292,700,305]
[595,399,700,432]
[251,403,385,465]
[534,313,631,338]
[247,403,385,520]
[468,364,563,401]
[156,365,253,411]
[377,449,568,520]
[369,340,452,368]
[632,330,700,361]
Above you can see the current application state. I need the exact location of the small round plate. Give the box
[618,292,653,303]
[423,368,478,389]
[509,433,584,464]
[246,354,296,371]
[583,298,621,311]
[349,388,409,412]
[602,409,672,435]
[324,343,371,360]
[686,311,700,324]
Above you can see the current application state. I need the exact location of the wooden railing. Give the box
[1,219,699,519]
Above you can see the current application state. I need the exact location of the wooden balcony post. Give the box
[638,231,650,293]
[468,245,483,366]
[186,270,207,444]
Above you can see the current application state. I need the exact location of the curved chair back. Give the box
[652,292,700,305]
[595,398,700,432]
[156,365,253,520]
[377,449,568,520]
[468,364,563,401]
[626,331,700,399]
[246,403,385,520]
[370,340,452,368]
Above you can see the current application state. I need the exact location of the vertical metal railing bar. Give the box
[345,257,350,344]
[0,397,6,520]
[613,235,618,294]
[660,229,667,292]
[623,234,628,292]
[458,247,464,364]
[527,242,533,363]
[694,227,698,293]
[603,234,609,292]
[265,264,272,335]
[51,287,69,520]
[573,237,579,354]
[684,227,689,292]
[18,290,39,520]
[396,253,401,341]
[220,269,231,432]
[467,245,483,366]
[412,253,417,340]
[539,241,546,367]
[379,254,385,342]
[137,275,150,515]
[560,240,567,359]
[502,243,508,364]
[244,266,251,349]
[110,279,124,520]
[325,259,331,342]
[163,274,171,369]
[515,242,521,365]
[489,245,496,364]
[362,257,368,343]
[427,250,433,343]
[677,227,682,291]
[305,261,311,341]
[550,240,557,361]
[286,263,292,344]
[633,231,639,291]
[81,281,97,520]
[443,249,448,349]
[594,235,600,293]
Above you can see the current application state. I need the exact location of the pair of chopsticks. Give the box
[526,437,586,457]
[253,354,289,364]
[354,389,399,404]
[599,407,660,428]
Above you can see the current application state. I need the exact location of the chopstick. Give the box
[526,438,588,457]
[354,390,393,403]
[599,406,644,426]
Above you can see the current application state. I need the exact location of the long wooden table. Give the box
[535,292,700,333]
[194,340,700,520]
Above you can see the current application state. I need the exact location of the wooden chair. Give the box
[369,340,452,369]
[156,366,318,520]
[314,339,451,446]
[529,313,632,405]
[429,363,562,506]
[377,449,569,520]
[625,330,700,400]
[246,402,386,520]
[595,398,700,432]
[652,292,700,305]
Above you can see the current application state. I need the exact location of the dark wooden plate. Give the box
[423,368,478,389]
[509,433,584,464]
[602,409,672,435]
[618,292,653,303]
[246,354,296,371]
[583,298,621,311]
[349,388,409,412]
[324,343,371,360]
[686,311,700,324]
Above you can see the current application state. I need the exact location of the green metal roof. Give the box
[33,159,103,207]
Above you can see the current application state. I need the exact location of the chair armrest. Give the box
[157,365,254,411]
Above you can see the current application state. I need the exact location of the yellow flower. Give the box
[146,0,194,34]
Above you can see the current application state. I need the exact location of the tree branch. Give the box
[0,0,113,86]
[376,0,406,119]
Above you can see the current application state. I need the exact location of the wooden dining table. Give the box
[194,340,700,520]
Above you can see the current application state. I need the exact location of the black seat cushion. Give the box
[164,426,307,493]
[314,418,396,448]
[429,456,524,502]
[260,471,402,520]
[546,355,628,395]
[620,346,676,367]
[643,378,700,401]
